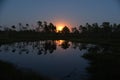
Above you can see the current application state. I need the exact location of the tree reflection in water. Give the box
[0,40,70,55]
[60,40,70,49]
[83,44,120,80]
[0,40,96,55]
[0,40,119,80]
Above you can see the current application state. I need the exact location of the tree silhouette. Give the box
[37,21,43,32]
[72,27,79,34]
[117,24,120,32]
[48,23,56,33]
[43,40,56,54]
[112,23,117,32]
[102,22,111,33]
[113,23,120,32]
[61,26,70,34]
[43,21,49,32]
[82,45,120,80]
[81,26,87,33]
[37,21,42,28]
[86,23,93,32]
[79,25,83,33]
[92,23,100,33]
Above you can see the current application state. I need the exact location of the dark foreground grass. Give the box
[82,45,120,80]
[0,60,55,80]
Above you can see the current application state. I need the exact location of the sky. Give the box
[0,0,120,28]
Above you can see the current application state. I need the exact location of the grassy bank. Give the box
[0,60,55,80]
[0,31,120,46]
[82,43,120,80]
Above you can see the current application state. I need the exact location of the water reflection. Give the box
[0,40,97,56]
[83,44,120,80]
[0,40,90,80]
[0,40,90,55]
[0,40,57,55]
[0,40,119,80]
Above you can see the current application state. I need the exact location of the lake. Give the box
[0,40,119,80]
[0,40,91,80]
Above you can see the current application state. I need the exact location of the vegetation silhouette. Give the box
[0,40,93,55]
[0,21,119,49]
[0,21,120,80]
[0,21,120,42]
[82,44,120,80]
[0,40,57,55]
[61,40,70,49]
[0,60,55,80]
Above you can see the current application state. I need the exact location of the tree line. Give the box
[0,21,120,39]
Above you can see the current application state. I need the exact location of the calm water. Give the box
[0,40,92,80]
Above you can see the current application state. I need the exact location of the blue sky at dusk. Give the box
[0,0,120,27]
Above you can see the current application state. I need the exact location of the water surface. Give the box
[0,40,91,80]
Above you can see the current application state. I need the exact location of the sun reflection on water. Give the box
[56,40,65,46]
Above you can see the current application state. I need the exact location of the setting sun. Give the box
[54,20,71,32]
[56,24,64,32]
[57,26,63,31]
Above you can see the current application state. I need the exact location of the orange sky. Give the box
[53,19,72,31]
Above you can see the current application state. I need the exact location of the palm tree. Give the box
[48,23,56,33]
[37,21,43,32]
[43,21,49,32]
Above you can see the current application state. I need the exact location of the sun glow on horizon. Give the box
[56,24,64,32]
[54,20,71,32]
[56,40,64,46]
